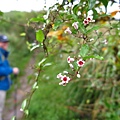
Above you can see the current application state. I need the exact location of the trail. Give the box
[3,54,36,120]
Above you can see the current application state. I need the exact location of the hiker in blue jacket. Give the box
[0,35,19,120]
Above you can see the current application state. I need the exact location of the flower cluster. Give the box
[57,56,85,86]
[64,21,79,34]
[83,16,95,25]
[64,16,95,34]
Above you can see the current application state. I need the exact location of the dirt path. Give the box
[3,54,36,120]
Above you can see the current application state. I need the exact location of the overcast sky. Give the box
[0,0,63,12]
[0,0,119,19]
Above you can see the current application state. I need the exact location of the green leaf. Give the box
[21,99,27,110]
[100,0,109,9]
[38,58,47,66]
[83,55,104,60]
[32,82,38,89]
[73,4,79,15]
[80,44,89,57]
[30,17,45,23]
[30,44,40,51]
[86,26,100,34]
[73,61,78,70]
[68,0,71,2]
[78,22,86,34]
[20,32,26,36]
[53,20,62,30]
[94,55,104,60]
[11,116,16,120]
[88,0,96,9]
[92,9,99,19]
[36,30,44,43]
[25,109,29,116]
[43,63,52,68]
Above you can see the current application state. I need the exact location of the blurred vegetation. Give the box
[0,10,45,76]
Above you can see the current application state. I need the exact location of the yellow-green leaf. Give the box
[36,30,44,43]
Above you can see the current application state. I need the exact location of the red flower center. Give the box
[84,20,88,24]
[68,58,70,61]
[63,77,67,81]
[78,61,83,65]
[88,18,91,21]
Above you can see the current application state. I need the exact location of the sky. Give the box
[0,0,63,12]
[0,0,119,19]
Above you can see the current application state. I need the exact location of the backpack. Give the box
[0,51,6,80]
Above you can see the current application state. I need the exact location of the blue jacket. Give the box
[0,47,13,91]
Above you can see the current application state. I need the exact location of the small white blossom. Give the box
[83,2,86,4]
[61,75,70,83]
[77,11,81,16]
[78,55,81,58]
[67,56,75,63]
[64,27,72,34]
[84,14,87,17]
[72,22,79,30]
[57,73,63,79]
[83,19,89,25]
[102,39,108,45]
[20,108,23,112]
[58,75,71,86]
[69,63,74,68]
[91,20,95,22]
[77,74,81,78]
[87,15,93,22]
[77,59,85,67]
[83,4,85,7]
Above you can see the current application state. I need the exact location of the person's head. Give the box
[0,35,9,50]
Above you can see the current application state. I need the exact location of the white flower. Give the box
[61,75,70,83]
[72,22,79,30]
[87,15,93,22]
[83,2,86,4]
[57,73,63,79]
[69,63,74,68]
[59,75,71,86]
[77,11,81,16]
[102,39,108,45]
[77,73,81,78]
[83,19,89,25]
[91,20,95,22]
[64,27,72,34]
[78,55,81,58]
[67,56,75,63]
[77,59,85,67]
[20,108,23,112]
